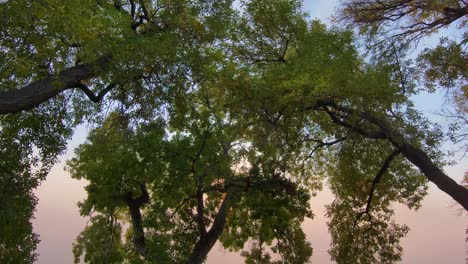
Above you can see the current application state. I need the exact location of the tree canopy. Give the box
[0,0,466,263]
[339,0,468,151]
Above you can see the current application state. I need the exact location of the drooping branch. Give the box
[0,56,111,115]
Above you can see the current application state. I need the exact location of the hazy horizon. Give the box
[33,142,467,263]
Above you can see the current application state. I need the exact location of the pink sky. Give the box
[33,147,467,263]
[32,1,467,263]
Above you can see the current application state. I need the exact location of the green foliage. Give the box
[0,173,39,264]
[327,198,409,264]
[234,0,308,63]
[0,99,76,263]
[0,0,457,263]
[325,138,427,263]
[339,0,468,120]
[68,95,316,263]
[418,38,468,114]
[72,215,123,264]
[225,177,314,263]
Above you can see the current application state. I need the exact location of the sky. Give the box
[32,1,467,263]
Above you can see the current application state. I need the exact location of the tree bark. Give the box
[397,142,468,211]
[124,182,150,257]
[185,192,235,264]
[0,56,111,114]
[126,199,147,257]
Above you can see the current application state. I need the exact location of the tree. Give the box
[0,0,235,114]
[339,0,467,41]
[70,12,465,263]
[214,14,466,261]
[67,106,314,263]
[0,0,236,259]
[338,0,468,151]
[0,98,76,262]
[0,0,466,263]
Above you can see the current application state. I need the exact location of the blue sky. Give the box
[304,0,338,22]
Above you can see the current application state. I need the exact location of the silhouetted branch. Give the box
[353,149,401,230]
[76,83,116,103]
[304,136,347,159]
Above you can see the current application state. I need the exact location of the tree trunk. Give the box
[126,200,147,257]
[363,111,468,211]
[185,193,235,264]
[124,182,149,257]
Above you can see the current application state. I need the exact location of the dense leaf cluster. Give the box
[0,0,465,263]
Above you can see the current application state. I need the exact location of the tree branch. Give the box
[196,177,207,237]
[191,132,210,236]
[324,108,387,139]
[76,83,116,103]
[303,136,347,160]
[354,149,401,229]
[322,101,468,210]
[0,56,111,115]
